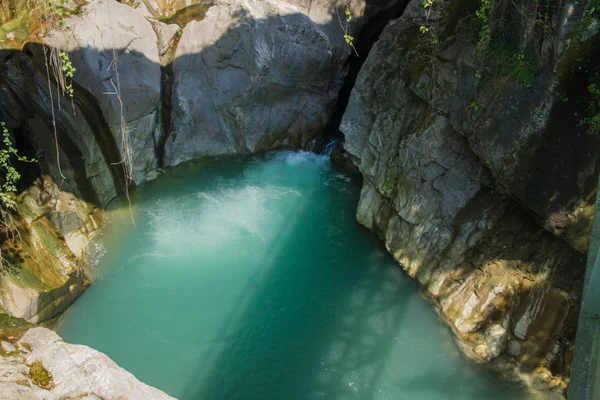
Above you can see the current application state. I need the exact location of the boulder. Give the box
[165,0,338,166]
[0,176,99,324]
[0,327,174,399]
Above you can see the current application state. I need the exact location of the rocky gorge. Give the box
[0,0,598,398]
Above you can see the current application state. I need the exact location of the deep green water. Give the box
[55,151,531,400]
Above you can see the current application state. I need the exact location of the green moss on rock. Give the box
[28,360,53,390]
[0,313,33,340]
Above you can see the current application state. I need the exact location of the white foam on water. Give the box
[86,240,107,268]
[143,183,301,255]
[335,173,351,182]
[195,184,300,241]
[137,152,331,262]
[276,150,329,166]
[321,139,337,156]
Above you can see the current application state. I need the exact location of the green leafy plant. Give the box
[586,0,599,16]
[475,0,492,51]
[421,0,435,30]
[477,41,537,89]
[341,7,358,55]
[44,0,72,25]
[59,51,76,97]
[0,122,36,210]
[419,0,441,45]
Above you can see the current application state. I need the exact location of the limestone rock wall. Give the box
[340,0,599,392]
[38,0,391,176]
[0,0,595,394]
[166,0,337,165]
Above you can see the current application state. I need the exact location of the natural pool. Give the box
[54,151,531,399]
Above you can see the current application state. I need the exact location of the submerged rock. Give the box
[0,327,174,399]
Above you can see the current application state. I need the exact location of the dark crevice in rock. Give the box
[0,61,99,205]
[70,79,128,201]
[156,61,175,168]
[152,23,183,168]
[317,0,410,151]
[522,32,600,251]
[150,2,214,168]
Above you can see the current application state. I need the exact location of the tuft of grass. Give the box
[507,52,536,88]
[475,41,538,105]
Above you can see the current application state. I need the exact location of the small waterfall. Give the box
[321,139,337,156]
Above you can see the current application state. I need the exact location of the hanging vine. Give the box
[105,0,135,226]
[35,0,135,225]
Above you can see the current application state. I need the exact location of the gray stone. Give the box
[165,0,338,166]
[20,328,175,399]
[47,0,161,184]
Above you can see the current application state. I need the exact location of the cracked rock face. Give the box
[166,0,337,165]
[341,0,597,392]
[0,327,174,399]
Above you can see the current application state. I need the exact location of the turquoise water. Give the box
[55,151,531,400]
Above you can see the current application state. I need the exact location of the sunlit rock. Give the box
[0,327,174,399]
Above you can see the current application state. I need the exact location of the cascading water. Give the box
[321,139,338,156]
[54,151,532,400]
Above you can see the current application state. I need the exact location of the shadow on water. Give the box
[181,223,411,400]
[51,151,536,400]
[149,155,531,400]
